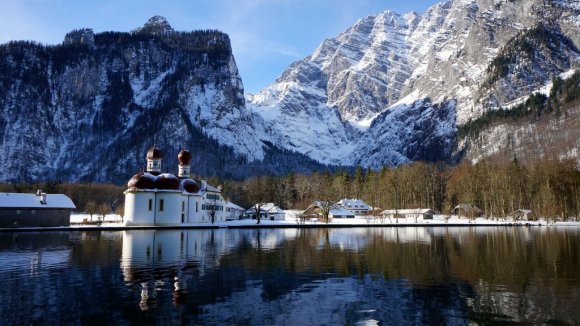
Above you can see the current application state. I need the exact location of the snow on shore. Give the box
[68,212,580,229]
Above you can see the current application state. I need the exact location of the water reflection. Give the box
[116,227,580,324]
[0,233,71,272]
[1,227,580,324]
[121,230,228,311]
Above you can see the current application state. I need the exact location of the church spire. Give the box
[146,145,163,174]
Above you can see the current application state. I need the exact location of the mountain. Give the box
[0,16,331,183]
[2,1,579,184]
[248,0,580,167]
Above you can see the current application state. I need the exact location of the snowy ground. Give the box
[66,211,580,229]
[70,213,124,224]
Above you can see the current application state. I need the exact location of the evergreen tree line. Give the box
[1,159,578,221]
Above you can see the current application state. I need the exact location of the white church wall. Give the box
[124,192,156,226]
[155,192,182,225]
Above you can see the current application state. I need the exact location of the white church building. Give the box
[124,146,228,226]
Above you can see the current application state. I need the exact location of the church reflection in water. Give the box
[120,229,243,311]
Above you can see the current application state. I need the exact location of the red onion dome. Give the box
[181,179,200,193]
[146,145,163,160]
[154,173,180,190]
[178,149,192,166]
[127,172,156,190]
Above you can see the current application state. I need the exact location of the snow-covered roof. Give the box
[309,201,331,208]
[226,201,244,211]
[380,209,434,215]
[245,203,284,214]
[205,184,221,193]
[0,193,76,209]
[337,198,371,210]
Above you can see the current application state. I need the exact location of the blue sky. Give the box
[0,0,437,93]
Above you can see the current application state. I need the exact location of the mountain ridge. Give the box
[0,17,336,183]
[1,1,579,183]
[248,0,580,167]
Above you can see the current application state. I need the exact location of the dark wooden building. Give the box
[0,192,76,228]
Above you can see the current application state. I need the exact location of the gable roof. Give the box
[204,184,221,193]
[245,203,284,214]
[226,201,244,211]
[452,204,482,213]
[337,198,371,210]
[0,193,76,209]
[305,201,336,211]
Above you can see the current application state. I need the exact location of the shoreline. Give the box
[1,215,579,232]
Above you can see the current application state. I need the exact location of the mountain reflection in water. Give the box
[1,227,580,325]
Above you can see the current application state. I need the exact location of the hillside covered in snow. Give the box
[0,16,329,182]
[1,0,579,184]
[248,0,580,167]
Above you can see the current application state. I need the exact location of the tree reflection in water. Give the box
[0,228,578,324]
[117,227,580,325]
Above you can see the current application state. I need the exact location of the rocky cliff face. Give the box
[248,0,580,167]
[352,99,457,168]
[458,70,580,164]
[2,1,579,183]
[0,17,333,183]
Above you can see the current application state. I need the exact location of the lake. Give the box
[1,227,579,325]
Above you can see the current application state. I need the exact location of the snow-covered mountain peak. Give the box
[375,10,400,21]
[247,0,580,168]
[451,0,476,6]
[3,0,577,183]
[403,11,421,30]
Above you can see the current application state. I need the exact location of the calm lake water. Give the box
[1,227,580,325]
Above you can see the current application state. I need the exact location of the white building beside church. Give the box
[226,202,245,221]
[123,146,229,225]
